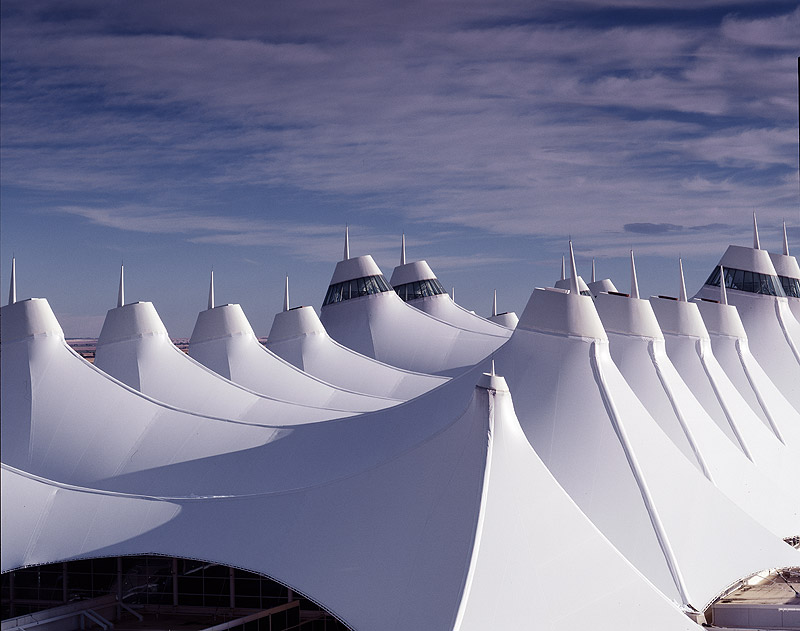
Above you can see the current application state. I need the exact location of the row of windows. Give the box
[2,556,349,629]
[779,275,800,298]
[394,278,447,302]
[704,267,784,297]
[322,275,392,306]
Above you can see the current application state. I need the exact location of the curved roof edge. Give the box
[518,287,607,339]
[390,261,437,286]
[329,255,384,285]
[190,304,256,345]
[269,305,327,342]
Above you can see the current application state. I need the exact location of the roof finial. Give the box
[208,270,215,310]
[678,258,687,302]
[629,250,639,299]
[117,263,125,308]
[492,289,498,317]
[491,358,496,376]
[451,287,455,303]
[568,241,579,295]
[591,258,596,283]
[783,220,790,256]
[560,255,566,281]
[752,212,760,250]
[343,225,350,261]
[400,233,406,265]
[283,275,290,312]
[8,256,16,305]
[719,265,728,305]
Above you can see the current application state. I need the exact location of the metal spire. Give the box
[568,241,579,295]
[719,265,728,305]
[591,258,596,283]
[752,212,760,250]
[400,233,406,265]
[629,250,639,299]
[492,289,498,317]
[284,276,290,312]
[117,263,125,308]
[343,225,350,260]
[783,220,790,256]
[208,270,215,310]
[8,256,16,305]
[678,258,687,302]
[451,287,455,303]
[560,255,566,281]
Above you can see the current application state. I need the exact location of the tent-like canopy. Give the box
[319,254,508,375]
[487,267,798,612]
[2,297,705,630]
[267,303,449,400]
[693,243,800,410]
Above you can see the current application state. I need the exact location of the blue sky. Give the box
[2,0,799,337]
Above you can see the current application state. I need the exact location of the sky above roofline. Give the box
[2,0,799,337]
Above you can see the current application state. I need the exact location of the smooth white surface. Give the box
[2,300,702,629]
[493,287,799,611]
[718,244,781,276]
[769,250,800,321]
[695,298,800,452]
[95,302,396,423]
[189,304,397,410]
[267,306,449,400]
[321,282,508,376]
[650,296,797,488]
[693,285,800,411]
[596,292,799,537]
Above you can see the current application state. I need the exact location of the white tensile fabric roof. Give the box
[187,302,426,404]
[94,301,398,423]
[769,249,800,321]
[267,304,449,400]
[650,295,796,489]
[488,284,798,611]
[389,260,514,335]
[694,296,800,451]
[693,244,800,410]
[1,298,702,630]
[594,291,799,536]
[3,235,800,630]
[320,255,509,375]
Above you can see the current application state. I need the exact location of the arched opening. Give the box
[2,555,350,630]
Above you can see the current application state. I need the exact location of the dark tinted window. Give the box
[323,274,392,306]
[779,275,800,298]
[394,278,447,302]
[704,266,783,296]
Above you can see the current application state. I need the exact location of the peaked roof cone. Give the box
[343,226,350,261]
[783,220,790,256]
[117,263,125,308]
[719,265,728,305]
[568,241,579,295]
[8,256,16,306]
[752,212,760,250]
[678,258,687,302]
[560,256,566,281]
[208,270,215,310]
[283,276,290,312]
[400,233,406,265]
[629,250,639,299]
[591,258,596,283]
[492,289,498,317]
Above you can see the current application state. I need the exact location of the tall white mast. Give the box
[591,258,596,283]
[560,255,566,281]
[492,289,498,317]
[208,270,215,310]
[343,225,350,261]
[719,266,728,305]
[629,250,639,299]
[568,241,579,295]
[284,276,290,312]
[400,233,406,265]
[678,258,687,302]
[783,220,790,256]
[117,263,125,308]
[8,256,16,305]
[752,212,761,250]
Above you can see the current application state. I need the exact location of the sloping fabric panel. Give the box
[266,306,448,400]
[188,304,402,409]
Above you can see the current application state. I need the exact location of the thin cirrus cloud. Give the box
[2,0,799,332]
